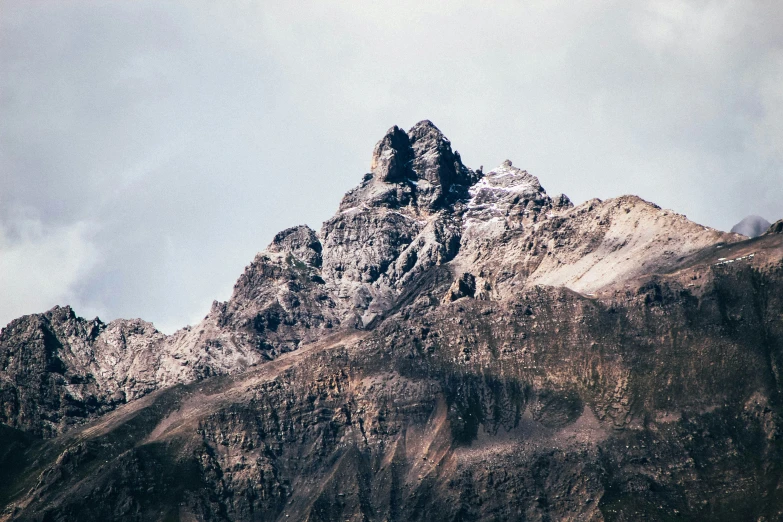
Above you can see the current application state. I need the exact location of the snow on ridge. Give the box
[462,163,548,229]
[467,162,542,209]
[470,163,541,198]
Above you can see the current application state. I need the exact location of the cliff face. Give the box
[2,121,783,521]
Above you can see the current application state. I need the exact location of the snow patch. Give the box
[714,253,754,266]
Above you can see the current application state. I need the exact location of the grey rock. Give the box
[408,120,480,210]
[0,306,164,437]
[370,125,413,184]
[267,224,323,267]
[443,272,476,301]
[765,218,783,235]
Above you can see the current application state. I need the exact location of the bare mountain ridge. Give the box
[2,121,783,521]
[0,121,739,437]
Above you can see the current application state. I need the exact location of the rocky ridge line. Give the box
[0,121,747,438]
[1,121,783,521]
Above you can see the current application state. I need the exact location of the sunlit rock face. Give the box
[2,121,783,521]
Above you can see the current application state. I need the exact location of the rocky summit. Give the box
[2,121,783,522]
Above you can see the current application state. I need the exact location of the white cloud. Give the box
[750,49,783,163]
[0,216,100,327]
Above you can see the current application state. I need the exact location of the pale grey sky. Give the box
[1,1,781,332]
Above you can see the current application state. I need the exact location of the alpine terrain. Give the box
[2,121,783,521]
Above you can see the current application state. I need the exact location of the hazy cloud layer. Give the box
[1,0,781,332]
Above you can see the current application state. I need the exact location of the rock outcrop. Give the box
[767,218,783,235]
[0,306,164,437]
[1,121,782,521]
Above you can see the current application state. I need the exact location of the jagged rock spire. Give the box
[407,120,479,209]
[370,125,413,184]
[357,121,480,211]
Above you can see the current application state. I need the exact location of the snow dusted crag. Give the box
[464,159,568,231]
[2,121,783,521]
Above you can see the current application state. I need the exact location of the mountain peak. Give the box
[407,120,477,209]
[4,120,783,521]
[407,119,445,141]
[267,225,322,267]
[343,121,479,212]
[731,215,771,238]
[370,125,413,184]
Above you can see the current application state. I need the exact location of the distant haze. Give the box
[731,215,772,238]
[1,1,782,332]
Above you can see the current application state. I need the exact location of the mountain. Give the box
[1,121,783,521]
[731,215,772,238]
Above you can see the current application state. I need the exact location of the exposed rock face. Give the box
[0,225,338,437]
[370,125,412,184]
[267,225,323,267]
[731,214,771,238]
[767,218,783,235]
[2,121,783,521]
[407,120,480,209]
[0,306,164,437]
[321,121,475,327]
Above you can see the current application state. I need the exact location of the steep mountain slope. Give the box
[2,121,782,521]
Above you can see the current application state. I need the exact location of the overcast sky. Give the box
[1,1,781,332]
